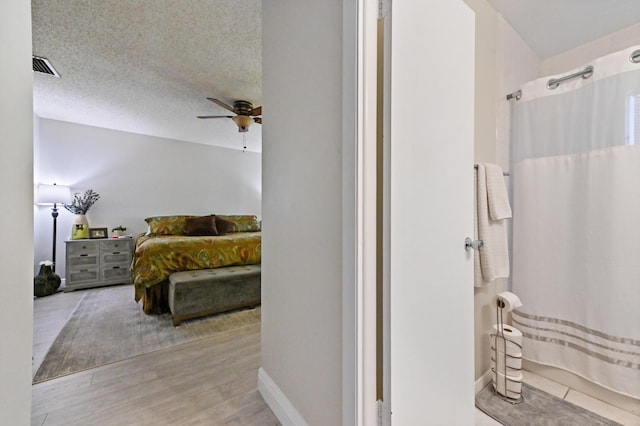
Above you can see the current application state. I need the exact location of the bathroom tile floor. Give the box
[475,370,640,425]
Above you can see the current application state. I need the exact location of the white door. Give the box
[389,1,476,424]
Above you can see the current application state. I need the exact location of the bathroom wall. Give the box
[463,0,540,383]
[464,0,499,165]
[541,22,640,76]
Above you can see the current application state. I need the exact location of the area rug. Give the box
[476,382,622,425]
[33,285,260,384]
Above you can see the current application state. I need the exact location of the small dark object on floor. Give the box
[34,264,61,297]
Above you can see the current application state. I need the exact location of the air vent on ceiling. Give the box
[33,56,60,77]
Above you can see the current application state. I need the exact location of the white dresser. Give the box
[64,238,134,291]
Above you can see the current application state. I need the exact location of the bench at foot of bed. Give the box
[168,264,261,326]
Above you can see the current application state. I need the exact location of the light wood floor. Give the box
[32,286,279,426]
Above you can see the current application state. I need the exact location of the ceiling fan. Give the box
[197,98,262,133]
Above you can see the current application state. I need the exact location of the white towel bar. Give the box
[474,164,509,176]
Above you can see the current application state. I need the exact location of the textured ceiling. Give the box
[487,0,640,58]
[32,0,262,152]
[32,1,639,153]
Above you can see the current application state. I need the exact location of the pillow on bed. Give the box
[145,215,194,235]
[216,215,261,232]
[214,215,237,235]
[185,215,219,236]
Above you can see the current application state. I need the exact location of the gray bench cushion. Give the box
[168,264,261,326]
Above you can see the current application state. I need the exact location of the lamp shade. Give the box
[232,115,253,132]
[37,184,71,205]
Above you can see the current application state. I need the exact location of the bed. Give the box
[132,214,261,314]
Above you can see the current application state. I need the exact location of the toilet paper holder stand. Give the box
[490,296,524,404]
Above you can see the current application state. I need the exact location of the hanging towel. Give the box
[475,163,511,286]
[485,164,512,220]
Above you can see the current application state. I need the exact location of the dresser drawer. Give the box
[102,252,131,264]
[68,268,99,283]
[66,242,99,256]
[67,254,99,268]
[102,265,131,281]
[99,240,131,253]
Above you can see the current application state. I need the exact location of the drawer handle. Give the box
[112,251,120,255]
[80,269,88,272]
[80,254,88,257]
[113,266,120,269]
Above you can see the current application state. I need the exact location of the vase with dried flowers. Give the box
[64,189,100,239]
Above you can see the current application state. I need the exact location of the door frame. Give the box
[347,1,476,424]
[343,0,379,424]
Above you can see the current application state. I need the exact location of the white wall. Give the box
[465,0,499,164]
[0,0,33,423]
[495,16,541,170]
[34,118,261,280]
[541,22,640,76]
[462,0,540,382]
[261,0,345,424]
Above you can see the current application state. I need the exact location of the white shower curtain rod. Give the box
[546,66,593,90]
[506,65,593,100]
[506,48,640,101]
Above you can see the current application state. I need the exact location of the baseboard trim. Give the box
[258,367,308,426]
[475,368,493,394]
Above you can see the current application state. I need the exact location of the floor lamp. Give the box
[37,183,71,273]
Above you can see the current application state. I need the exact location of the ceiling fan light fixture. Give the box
[232,115,253,132]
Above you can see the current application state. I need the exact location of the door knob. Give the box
[465,237,483,251]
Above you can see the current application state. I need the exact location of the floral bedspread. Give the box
[132,232,261,302]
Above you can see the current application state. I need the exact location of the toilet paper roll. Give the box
[490,324,523,355]
[492,351,522,375]
[492,371,523,399]
[491,324,522,345]
[493,291,523,313]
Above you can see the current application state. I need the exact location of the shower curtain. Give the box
[510,45,640,399]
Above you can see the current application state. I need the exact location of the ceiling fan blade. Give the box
[253,117,262,124]
[197,115,233,119]
[207,98,235,113]
[250,106,262,116]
